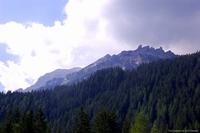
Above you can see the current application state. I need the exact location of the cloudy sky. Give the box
[0,0,200,92]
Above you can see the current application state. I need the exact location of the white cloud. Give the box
[0,0,132,92]
[1,0,198,92]
[0,61,30,92]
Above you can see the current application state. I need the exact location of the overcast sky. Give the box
[0,0,200,92]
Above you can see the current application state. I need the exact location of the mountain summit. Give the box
[88,45,176,70]
[22,45,178,92]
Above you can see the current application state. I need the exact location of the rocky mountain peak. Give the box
[22,45,178,92]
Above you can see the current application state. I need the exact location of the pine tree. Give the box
[109,111,119,133]
[122,118,130,133]
[94,108,119,133]
[26,109,35,133]
[130,112,150,133]
[74,106,91,133]
[12,107,22,133]
[12,123,21,133]
[150,122,161,133]
[56,125,61,133]
[34,108,48,133]
[3,109,13,133]
[20,109,35,133]
[19,113,28,133]
[14,107,21,124]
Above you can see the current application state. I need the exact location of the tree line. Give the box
[73,106,161,133]
[0,106,159,133]
[0,52,200,132]
[0,107,50,133]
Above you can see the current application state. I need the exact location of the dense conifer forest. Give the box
[0,52,200,133]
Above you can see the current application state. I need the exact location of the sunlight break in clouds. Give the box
[0,0,131,92]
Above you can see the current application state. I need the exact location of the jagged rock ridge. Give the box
[23,45,178,92]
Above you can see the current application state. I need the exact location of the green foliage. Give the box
[122,118,130,133]
[0,108,50,133]
[34,108,49,133]
[150,122,161,133]
[93,108,119,133]
[130,112,150,133]
[73,106,91,133]
[3,109,13,133]
[1,52,200,132]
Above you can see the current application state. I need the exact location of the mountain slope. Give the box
[1,51,200,133]
[24,67,81,92]
[24,45,178,91]
[61,45,177,85]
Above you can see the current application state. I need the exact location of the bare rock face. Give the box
[23,68,81,92]
[23,45,178,92]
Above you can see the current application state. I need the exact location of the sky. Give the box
[0,0,200,92]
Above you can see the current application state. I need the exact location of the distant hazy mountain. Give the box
[22,68,81,92]
[22,45,178,92]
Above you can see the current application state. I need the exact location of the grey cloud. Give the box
[84,19,99,33]
[101,0,200,53]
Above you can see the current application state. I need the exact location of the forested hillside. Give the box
[0,52,200,133]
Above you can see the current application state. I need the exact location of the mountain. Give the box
[23,68,81,92]
[23,45,178,91]
[1,51,200,133]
